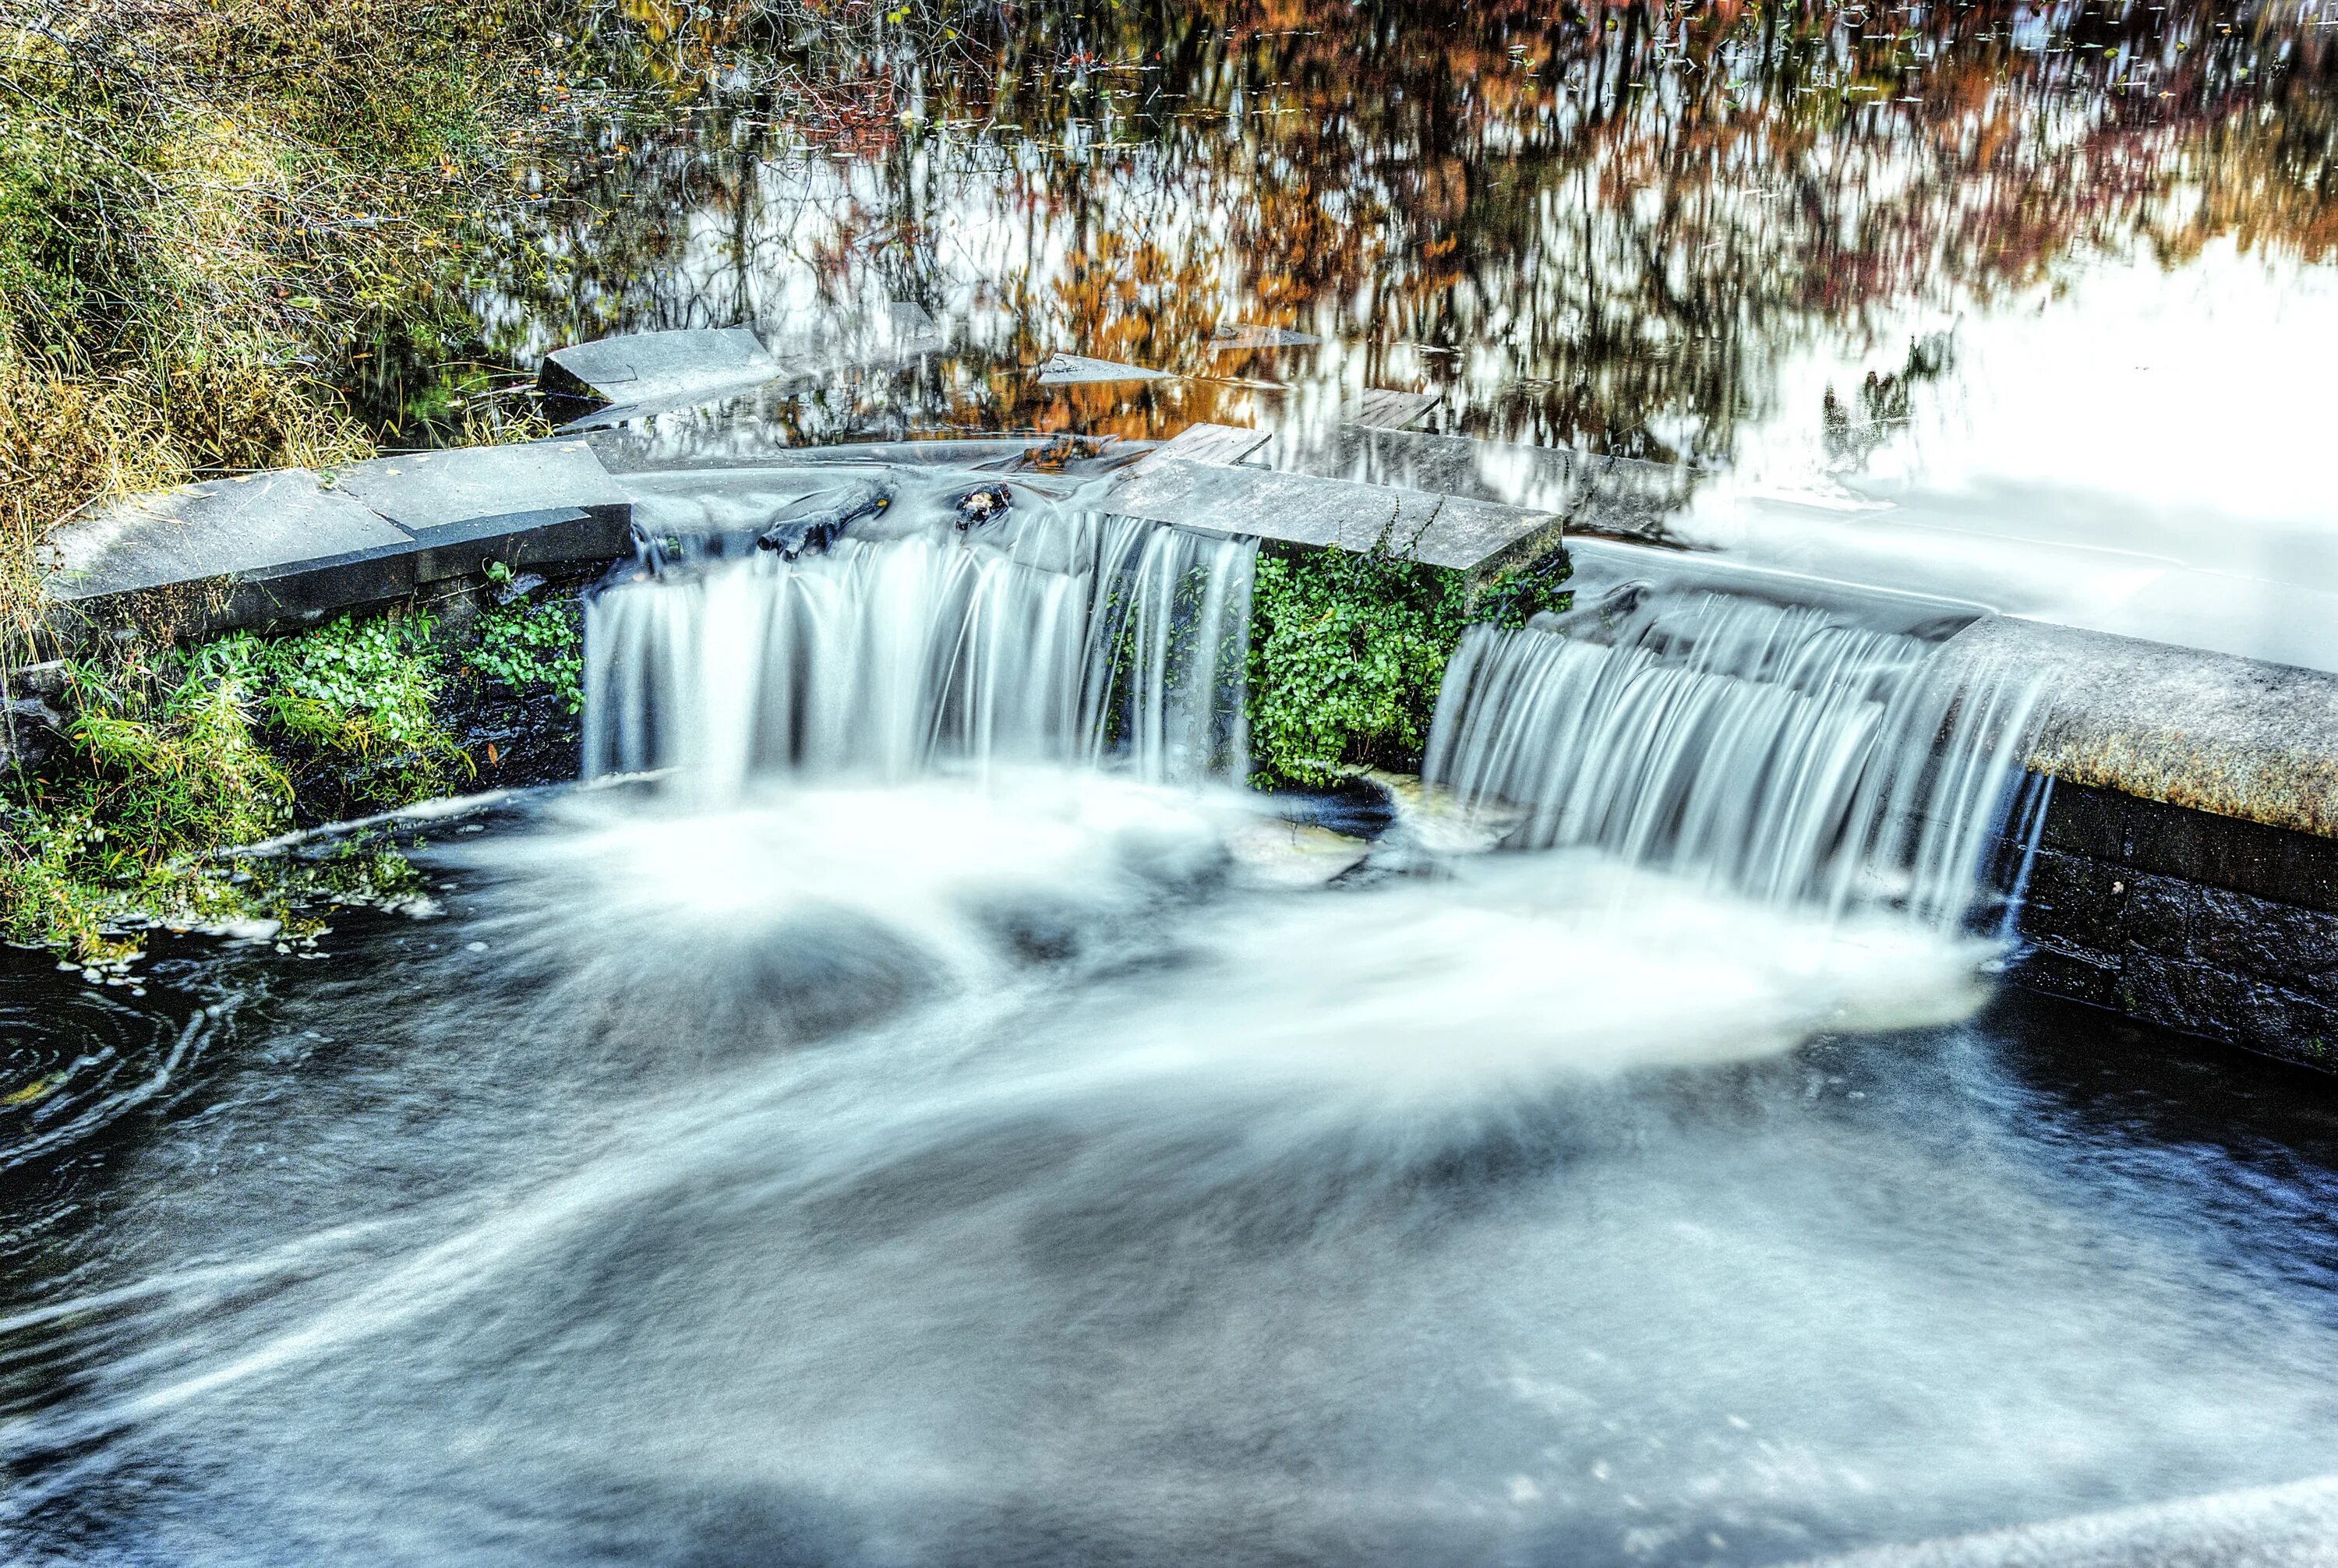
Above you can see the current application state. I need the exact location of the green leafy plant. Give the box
[210,611,468,801]
[2,647,295,955]
[1245,546,1569,789]
[465,563,585,714]
[1,609,467,955]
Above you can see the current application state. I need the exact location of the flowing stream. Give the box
[7,482,2338,1565]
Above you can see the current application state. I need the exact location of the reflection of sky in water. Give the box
[423,2,2337,665]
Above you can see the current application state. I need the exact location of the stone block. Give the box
[2118,793,2338,916]
[539,328,779,408]
[1349,387,1442,429]
[2013,941,2123,1012]
[1104,457,1561,574]
[2175,884,2338,1003]
[406,507,635,585]
[44,471,412,603]
[328,442,631,535]
[2019,847,2134,955]
[1945,614,2338,842]
[1210,324,1319,350]
[2037,781,2128,862]
[1151,423,1273,468]
[1034,353,1171,386]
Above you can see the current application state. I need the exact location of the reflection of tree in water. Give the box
[1823,332,1953,470]
[421,0,2333,461]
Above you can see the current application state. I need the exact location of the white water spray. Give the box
[582,499,1255,799]
[1424,588,2042,927]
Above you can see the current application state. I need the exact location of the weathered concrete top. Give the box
[1349,387,1442,430]
[41,442,636,641]
[1035,352,1172,386]
[1106,453,1562,574]
[1949,615,2338,841]
[539,328,779,411]
[41,470,409,596]
[1283,425,1696,541]
[1563,537,1990,641]
[328,443,630,531]
[1210,324,1319,351]
[1151,422,1273,468]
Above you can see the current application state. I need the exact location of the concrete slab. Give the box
[1350,387,1443,429]
[328,442,630,533]
[1282,425,1697,540]
[1151,422,1273,467]
[1035,352,1173,386]
[44,471,414,604]
[1104,457,1560,574]
[404,507,634,585]
[1210,324,1319,351]
[42,445,640,641]
[539,328,779,408]
[1947,615,2338,841]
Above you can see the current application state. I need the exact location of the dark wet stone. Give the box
[2036,781,2129,862]
[756,485,891,559]
[2012,939,2123,1012]
[2,695,68,774]
[951,484,1013,530]
[2021,847,2134,953]
[2172,885,2338,1003]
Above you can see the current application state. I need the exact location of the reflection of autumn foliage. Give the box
[1050,228,1223,372]
[467,0,2334,458]
[948,0,2336,459]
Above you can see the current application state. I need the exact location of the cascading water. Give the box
[1422,582,2043,928]
[16,480,2335,1568]
[581,482,1256,799]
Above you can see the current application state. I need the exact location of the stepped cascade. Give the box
[1424,584,2042,927]
[582,492,1256,798]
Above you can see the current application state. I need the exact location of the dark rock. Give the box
[2177,885,2338,1003]
[2019,847,2134,955]
[952,484,1014,531]
[2036,781,2128,863]
[756,485,890,560]
[2012,940,2123,1012]
[2,696,68,775]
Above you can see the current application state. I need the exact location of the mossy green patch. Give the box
[0,602,515,959]
[1245,545,1569,789]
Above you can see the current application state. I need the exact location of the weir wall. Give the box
[1949,616,2338,1071]
[19,436,2338,1070]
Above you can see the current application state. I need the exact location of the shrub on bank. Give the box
[1,591,583,959]
[1247,545,1568,789]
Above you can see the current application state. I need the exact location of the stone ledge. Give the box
[1108,452,1563,574]
[39,443,636,645]
[1949,616,2338,842]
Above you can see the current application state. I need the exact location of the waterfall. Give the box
[1422,588,2041,927]
[582,501,1256,797]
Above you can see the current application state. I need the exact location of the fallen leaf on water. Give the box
[3,1075,60,1108]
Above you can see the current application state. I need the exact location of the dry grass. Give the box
[0,0,577,661]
